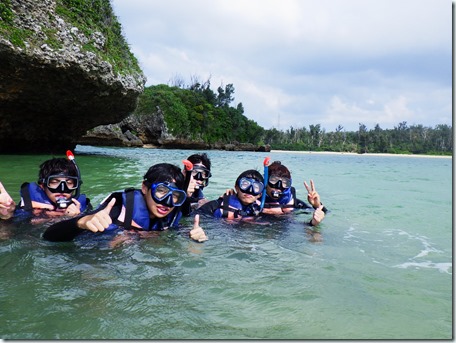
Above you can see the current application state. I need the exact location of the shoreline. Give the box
[270,150,452,159]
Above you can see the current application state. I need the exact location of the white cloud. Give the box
[112,0,452,131]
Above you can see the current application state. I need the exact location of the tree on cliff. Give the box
[134,82,265,145]
[132,79,451,155]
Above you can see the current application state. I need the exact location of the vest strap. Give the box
[123,188,136,230]
[20,182,33,210]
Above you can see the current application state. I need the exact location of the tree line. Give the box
[265,122,452,155]
[134,79,452,155]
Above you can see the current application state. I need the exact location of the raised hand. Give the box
[303,179,321,209]
[224,188,235,196]
[189,214,208,242]
[311,204,325,226]
[65,198,81,216]
[0,182,15,219]
[77,198,116,232]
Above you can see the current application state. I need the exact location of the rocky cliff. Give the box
[0,0,146,153]
[78,107,271,152]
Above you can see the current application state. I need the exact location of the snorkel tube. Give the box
[259,156,270,211]
[182,159,194,194]
[169,160,193,227]
[66,150,81,199]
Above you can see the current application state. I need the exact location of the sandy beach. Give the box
[271,150,452,159]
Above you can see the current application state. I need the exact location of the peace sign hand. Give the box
[303,179,321,209]
[77,198,116,232]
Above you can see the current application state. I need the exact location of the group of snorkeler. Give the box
[0,151,327,244]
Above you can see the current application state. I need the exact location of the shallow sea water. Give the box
[0,146,452,339]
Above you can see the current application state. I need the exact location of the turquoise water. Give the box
[0,146,452,339]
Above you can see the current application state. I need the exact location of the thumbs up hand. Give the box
[189,214,208,242]
[310,204,325,226]
[77,198,116,232]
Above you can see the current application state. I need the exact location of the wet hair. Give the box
[267,161,291,179]
[235,169,264,186]
[187,153,211,170]
[38,158,78,184]
[143,163,185,189]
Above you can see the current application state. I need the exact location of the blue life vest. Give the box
[214,194,260,219]
[106,189,181,231]
[265,187,293,205]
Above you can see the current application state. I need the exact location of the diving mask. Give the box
[191,166,211,187]
[150,182,187,207]
[44,175,79,194]
[237,177,264,196]
[268,175,291,190]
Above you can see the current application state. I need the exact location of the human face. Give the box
[186,163,211,195]
[266,174,291,198]
[236,177,264,205]
[42,176,76,205]
[142,181,186,218]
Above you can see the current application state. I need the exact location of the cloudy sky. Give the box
[111,0,452,132]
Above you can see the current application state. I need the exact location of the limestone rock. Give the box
[0,0,146,153]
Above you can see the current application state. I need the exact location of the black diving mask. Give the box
[150,182,187,207]
[268,175,292,190]
[191,166,211,187]
[44,175,79,194]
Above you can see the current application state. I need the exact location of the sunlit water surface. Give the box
[0,146,452,339]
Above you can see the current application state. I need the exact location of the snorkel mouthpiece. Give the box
[56,196,72,209]
[271,190,282,199]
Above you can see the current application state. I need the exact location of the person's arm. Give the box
[196,198,222,217]
[42,216,85,241]
[42,196,118,242]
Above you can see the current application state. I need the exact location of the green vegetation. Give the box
[0,0,13,23]
[134,81,265,145]
[267,122,452,155]
[135,80,452,155]
[0,0,141,75]
[0,0,33,48]
[55,0,141,74]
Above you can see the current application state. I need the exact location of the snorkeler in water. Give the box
[180,153,212,216]
[261,161,327,227]
[42,162,208,243]
[198,169,264,220]
[0,152,91,221]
